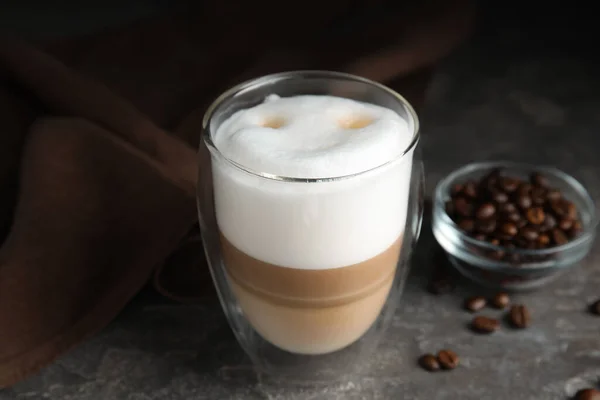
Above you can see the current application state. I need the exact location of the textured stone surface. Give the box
[2,5,600,400]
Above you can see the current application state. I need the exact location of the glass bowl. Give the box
[432,161,598,291]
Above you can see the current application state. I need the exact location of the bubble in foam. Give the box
[214,95,413,178]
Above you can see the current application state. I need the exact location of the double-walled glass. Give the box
[198,71,424,383]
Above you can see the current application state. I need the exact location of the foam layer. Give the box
[214,95,412,178]
[212,94,415,270]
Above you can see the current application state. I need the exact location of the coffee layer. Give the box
[222,234,402,354]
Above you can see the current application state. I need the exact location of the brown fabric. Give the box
[0,0,476,388]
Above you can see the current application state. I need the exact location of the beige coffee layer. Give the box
[229,275,394,354]
[221,234,402,354]
[221,234,402,308]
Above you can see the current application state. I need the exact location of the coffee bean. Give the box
[463,182,478,199]
[500,202,517,214]
[589,299,600,316]
[537,234,550,247]
[517,182,532,196]
[476,203,496,219]
[506,212,522,223]
[454,197,473,217]
[500,222,518,237]
[509,304,530,328]
[526,207,545,225]
[487,250,505,261]
[437,349,459,370]
[492,191,509,204]
[458,219,476,233]
[547,188,561,201]
[531,187,547,206]
[499,177,520,193]
[551,228,568,245]
[473,233,487,241]
[465,296,487,312]
[574,388,600,400]
[476,219,497,234]
[471,315,500,333]
[569,220,583,238]
[516,195,532,210]
[520,226,539,241]
[559,218,573,231]
[451,183,464,196]
[530,172,549,188]
[491,292,510,309]
[550,199,569,218]
[565,201,578,219]
[496,233,515,242]
[418,354,440,372]
[542,214,557,231]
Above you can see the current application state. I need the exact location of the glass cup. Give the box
[197,71,424,384]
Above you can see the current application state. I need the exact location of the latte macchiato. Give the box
[212,94,414,355]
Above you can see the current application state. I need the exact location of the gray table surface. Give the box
[2,5,600,400]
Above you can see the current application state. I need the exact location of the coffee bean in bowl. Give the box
[432,162,597,291]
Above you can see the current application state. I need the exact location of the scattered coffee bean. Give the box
[418,354,440,372]
[437,349,459,370]
[447,168,584,265]
[471,315,500,334]
[465,296,487,312]
[508,304,530,328]
[491,292,510,309]
[589,299,600,316]
[574,388,600,400]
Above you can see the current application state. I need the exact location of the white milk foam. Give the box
[214,94,412,178]
[212,94,415,270]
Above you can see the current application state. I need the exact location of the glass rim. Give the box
[201,70,420,183]
[434,160,599,258]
